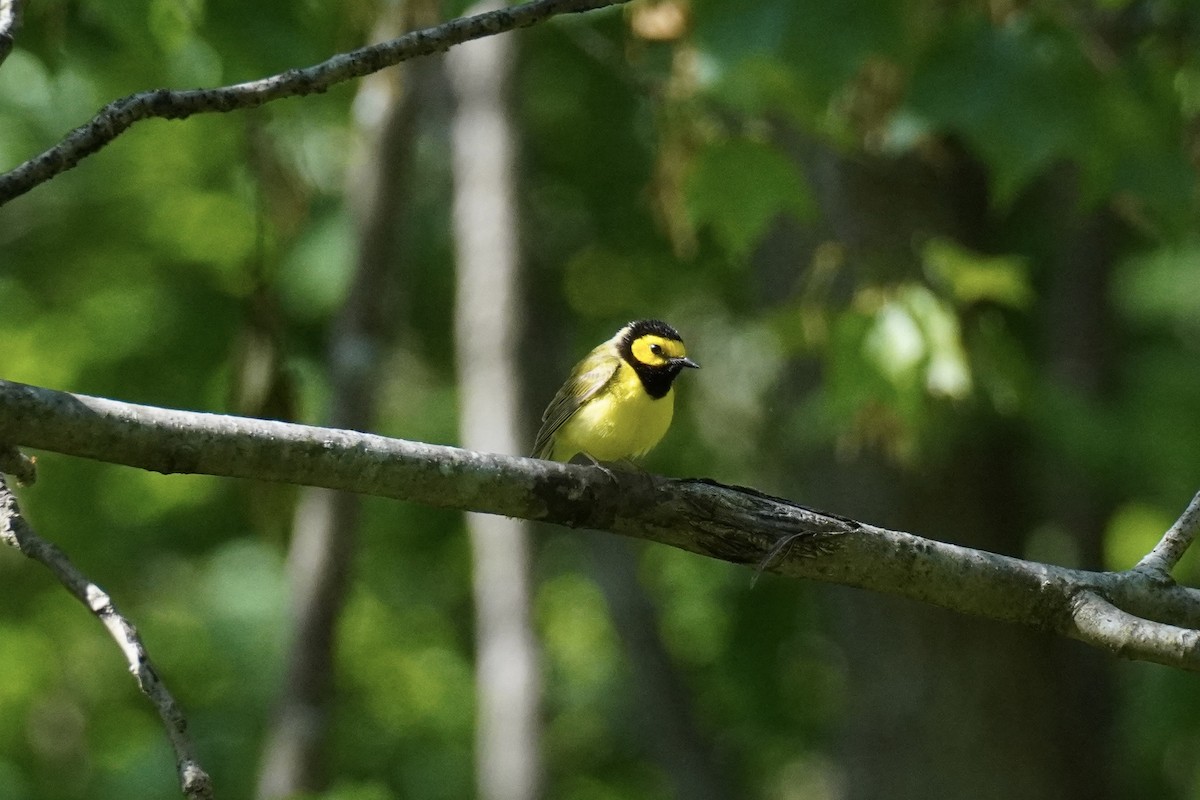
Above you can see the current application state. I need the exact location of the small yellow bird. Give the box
[533,319,699,463]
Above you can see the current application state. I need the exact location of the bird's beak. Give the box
[675,357,700,369]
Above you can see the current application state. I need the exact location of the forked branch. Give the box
[2,377,1200,671]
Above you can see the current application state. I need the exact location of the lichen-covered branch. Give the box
[2,377,1200,671]
[0,473,213,800]
[0,0,627,205]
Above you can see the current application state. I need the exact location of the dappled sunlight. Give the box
[3,0,1200,797]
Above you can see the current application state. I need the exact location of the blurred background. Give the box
[2,0,1200,798]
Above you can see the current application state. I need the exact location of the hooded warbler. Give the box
[533,319,698,463]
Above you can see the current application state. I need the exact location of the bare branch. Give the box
[0,473,213,800]
[3,377,1200,671]
[1134,491,1200,582]
[0,0,23,68]
[0,0,628,206]
[1069,589,1200,669]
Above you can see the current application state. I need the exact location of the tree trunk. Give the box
[768,140,1118,799]
[449,6,543,799]
[255,9,427,796]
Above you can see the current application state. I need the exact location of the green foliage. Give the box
[1114,239,1200,331]
[693,0,910,97]
[685,139,815,259]
[922,238,1032,309]
[3,0,1200,797]
[909,18,1100,204]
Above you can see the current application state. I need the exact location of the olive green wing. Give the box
[532,349,621,460]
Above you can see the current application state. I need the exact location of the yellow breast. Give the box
[553,367,675,462]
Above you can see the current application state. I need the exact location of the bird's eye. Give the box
[650,343,664,356]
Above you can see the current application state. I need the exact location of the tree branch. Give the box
[0,0,627,206]
[0,443,36,485]
[3,377,1200,670]
[1069,589,1200,666]
[0,473,213,800]
[1134,491,1200,582]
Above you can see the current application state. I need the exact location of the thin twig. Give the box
[1134,491,1200,582]
[0,0,24,68]
[0,444,36,485]
[0,475,213,800]
[0,0,628,205]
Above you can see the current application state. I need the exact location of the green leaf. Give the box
[684,139,814,258]
[907,19,1100,204]
[922,238,1032,308]
[693,0,909,96]
[1112,240,1200,331]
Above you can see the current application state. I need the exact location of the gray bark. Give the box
[449,5,543,799]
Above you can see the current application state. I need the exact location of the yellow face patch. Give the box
[630,334,687,367]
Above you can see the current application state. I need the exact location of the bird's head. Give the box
[617,319,699,397]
